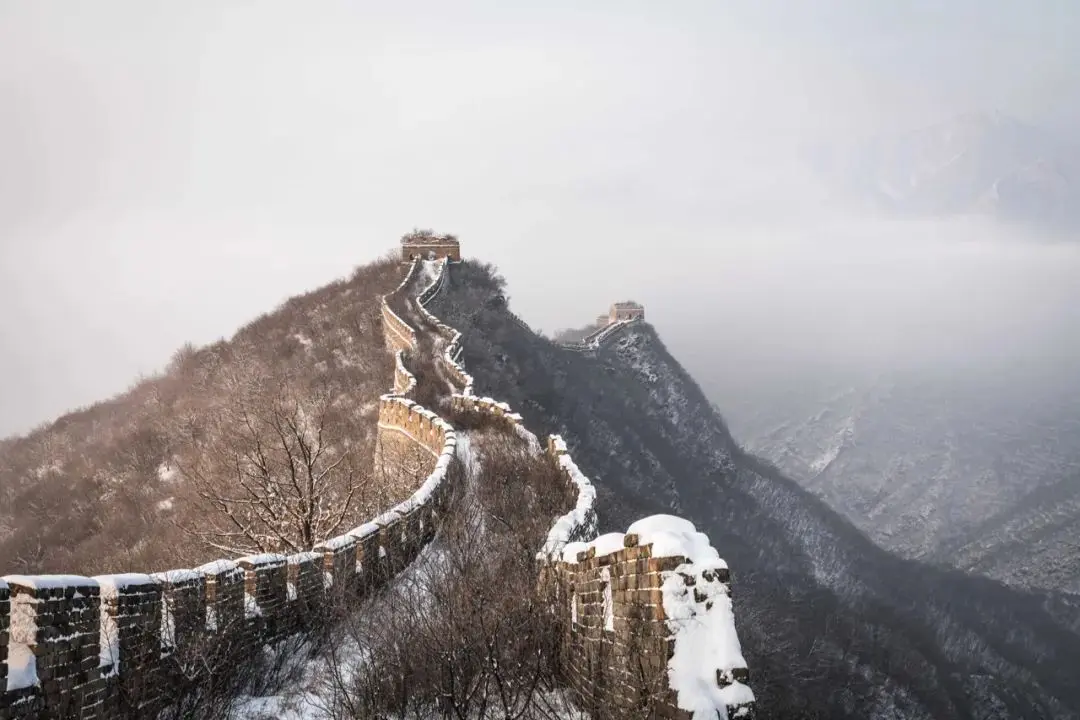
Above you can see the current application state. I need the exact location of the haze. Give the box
[3,0,1080,437]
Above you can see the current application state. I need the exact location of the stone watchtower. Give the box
[608,301,645,324]
[400,230,461,262]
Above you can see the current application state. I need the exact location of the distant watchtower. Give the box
[401,229,461,262]
[608,301,645,324]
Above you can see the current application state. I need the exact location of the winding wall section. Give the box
[0,260,455,720]
[411,258,755,719]
[0,249,754,720]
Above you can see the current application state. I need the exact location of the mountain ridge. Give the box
[729,370,1080,593]
[429,260,1080,719]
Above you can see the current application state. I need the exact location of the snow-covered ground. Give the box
[231,434,477,719]
[231,433,585,720]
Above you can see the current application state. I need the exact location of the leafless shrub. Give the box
[0,253,405,575]
[308,429,571,720]
[152,615,329,720]
[171,364,374,555]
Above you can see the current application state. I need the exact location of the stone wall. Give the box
[417,258,753,717]
[0,396,454,719]
[381,259,419,355]
[1,247,754,720]
[0,258,458,719]
[393,350,416,395]
[401,241,461,262]
[550,540,682,717]
[547,530,753,720]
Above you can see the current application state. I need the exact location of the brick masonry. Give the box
[549,541,685,718]
[0,259,458,718]
[1,247,753,719]
[400,231,461,262]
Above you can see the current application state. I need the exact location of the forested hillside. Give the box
[0,255,405,575]
[430,261,1080,719]
[721,371,1080,593]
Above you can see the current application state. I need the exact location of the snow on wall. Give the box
[0,255,464,718]
[4,586,36,693]
[562,317,642,354]
[539,436,599,559]
[411,258,475,396]
[407,255,753,717]
[393,350,417,394]
[552,518,755,719]
[0,243,753,719]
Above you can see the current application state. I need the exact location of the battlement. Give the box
[400,229,461,262]
[0,266,457,718]
[550,519,753,719]
[1,244,751,720]
[414,257,754,718]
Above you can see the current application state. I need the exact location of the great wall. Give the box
[0,235,754,719]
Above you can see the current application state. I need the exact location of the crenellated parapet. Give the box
[416,258,754,718]
[541,436,600,554]
[1,242,753,720]
[400,229,461,263]
[0,257,460,719]
[392,350,417,395]
[547,520,754,720]
[380,259,420,355]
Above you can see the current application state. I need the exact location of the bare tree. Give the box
[174,359,372,556]
[303,429,574,720]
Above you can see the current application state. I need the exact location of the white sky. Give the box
[2,0,1080,436]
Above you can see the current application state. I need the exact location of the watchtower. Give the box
[400,230,461,262]
[609,301,645,324]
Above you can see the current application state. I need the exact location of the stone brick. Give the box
[238,554,289,642]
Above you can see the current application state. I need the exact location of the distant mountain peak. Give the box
[815,111,1080,233]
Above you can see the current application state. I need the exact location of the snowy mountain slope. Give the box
[429,262,1080,720]
[722,370,1080,592]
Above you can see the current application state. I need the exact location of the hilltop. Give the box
[3,243,1080,719]
[0,255,405,575]
[429,260,1080,719]
[0,245,755,720]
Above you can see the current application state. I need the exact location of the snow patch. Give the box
[157,462,178,483]
[160,595,176,654]
[601,567,614,632]
[237,554,288,569]
[2,575,98,590]
[195,559,242,577]
[592,532,628,558]
[244,592,263,619]
[150,569,200,587]
[539,437,599,559]
[626,515,726,567]
[7,592,38,690]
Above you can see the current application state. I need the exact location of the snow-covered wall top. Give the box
[0,257,459,718]
[558,517,754,719]
[562,317,641,353]
[0,245,754,720]
[415,257,754,719]
[540,436,599,559]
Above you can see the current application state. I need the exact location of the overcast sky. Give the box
[3,0,1080,436]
